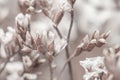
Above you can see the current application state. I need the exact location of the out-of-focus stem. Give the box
[65,9,74,80]
[53,25,62,39]
[53,25,73,80]
[49,61,53,80]
[53,8,74,80]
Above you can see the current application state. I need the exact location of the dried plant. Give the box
[0,0,120,80]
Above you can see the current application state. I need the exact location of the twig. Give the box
[0,59,9,74]
[52,10,74,80]
[49,61,53,80]
[53,25,62,39]
[57,52,75,80]
[65,9,74,80]
[53,24,73,80]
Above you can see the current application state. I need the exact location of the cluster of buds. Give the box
[75,30,111,56]
[103,45,120,80]
[39,0,65,26]
[80,57,107,80]
[15,11,67,73]
[18,0,41,14]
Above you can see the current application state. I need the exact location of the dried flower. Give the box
[80,57,107,80]
[15,13,31,29]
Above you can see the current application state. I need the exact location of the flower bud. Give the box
[75,43,84,56]
[100,30,111,39]
[96,38,106,47]
[87,39,96,51]
[92,30,99,39]
[52,9,64,25]
[15,13,31,29]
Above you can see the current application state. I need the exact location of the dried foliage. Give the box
[0,0,120,80]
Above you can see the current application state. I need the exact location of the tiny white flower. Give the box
[15,13,31,28]
[80,57,107,80]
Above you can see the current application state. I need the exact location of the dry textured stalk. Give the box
[39,0,76,80]
[58,30,110,79]
[65,0,76,80]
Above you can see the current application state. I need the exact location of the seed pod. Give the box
[91,30,99,39]
[82,35,89,49]
[100,31,111,39]
[87,39,96,51]
[75,43,84,56]
[96,38,106,47]
[53,9,64,26]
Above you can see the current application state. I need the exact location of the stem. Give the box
[57,52,75,80]
[67,10,74,43]
[65,10,74,80]
[53,10,74,80]
[53,25,62,39]
[53,25,73,80]
[49,61,53,80]
[0,59,9,73]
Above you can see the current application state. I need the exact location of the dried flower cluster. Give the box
[75,30,110,56]
[1,0,120,80]
[80,45,120,80]
[80,57,107,80]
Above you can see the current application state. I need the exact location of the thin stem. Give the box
[57,52,75,80]
[53,25,73,80]
[65,10,74,80]
[49,61,53,80]
[0,59,9,73]
[53,10,74,80]
[53,25,62,39]
[67,10,74,43]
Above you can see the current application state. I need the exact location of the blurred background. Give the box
[0,0,120,80]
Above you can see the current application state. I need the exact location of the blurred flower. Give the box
[80,57,107,80]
